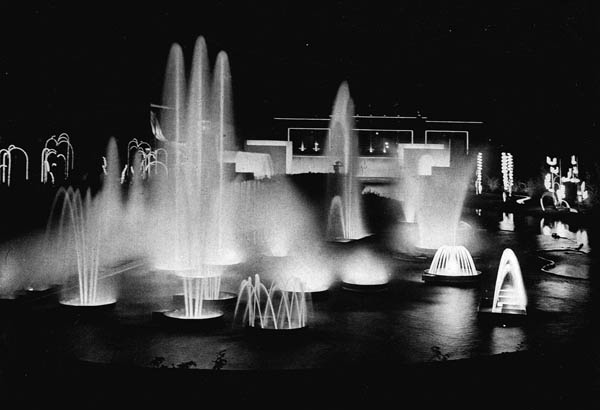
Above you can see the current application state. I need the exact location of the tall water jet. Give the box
[414,162,475,250]
[151,37,242,321]
[325,83,367,241]
[48,139,122,307]
[205,50,240,262]
[423,245,481,285]
[161,44,186,145]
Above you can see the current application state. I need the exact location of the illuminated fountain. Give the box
[423,245,481,285]
[49,187,116,307]
[151,37,242,321]
[341,248,390,292]
[0,144,29,186]
[41,133,74,184]
[265,253,333,300]
[234,274,307,331]
[414,166,474,250]
[325,82,367,242]
[480,248,527,316]
[121,138,168,183]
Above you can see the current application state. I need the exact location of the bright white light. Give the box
[499,212,514,231]
[341,248,389,285]
[235,274,307,329]
[544,173,552,191]
[1,144,29,186]
[500,152,513,199]
[42,133,74,182]
[428,245,479,277]
[492,249,527,313]
[475,152,483,194]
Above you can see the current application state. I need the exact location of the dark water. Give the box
[19,210,589,372]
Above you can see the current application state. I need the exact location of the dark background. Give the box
[1,1,598,175]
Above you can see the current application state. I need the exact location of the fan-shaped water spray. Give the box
[423,245,481,284]
[234,274,307,330]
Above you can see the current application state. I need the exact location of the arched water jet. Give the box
[234,274,307,330]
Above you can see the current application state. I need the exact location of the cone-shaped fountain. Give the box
[422,245,481,285]
[479,248,527,317]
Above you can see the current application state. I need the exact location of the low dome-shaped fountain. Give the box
[422,245,481,284]
[341,248,390,292]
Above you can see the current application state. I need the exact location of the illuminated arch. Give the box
[492,249,527,313]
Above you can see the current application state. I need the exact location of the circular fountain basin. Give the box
[422,269,482,285]
[172,291,237,306]
[0,293,19,309]
[341,281,389,293]
[306,289,330,301]
[59,297,117,313]
[156,309,224,329]
[162,309,223,320]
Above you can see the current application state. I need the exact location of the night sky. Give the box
[1,1,599,160]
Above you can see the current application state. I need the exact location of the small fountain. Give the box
[479,248,527,317]
[234,274,307,333]
[41,133,74,184]
[423,245,481,284]
[162,267,224,323]
[50,187,116,308]
[0,144,29,186]
[341,248,390,292]
[274,254,333,299]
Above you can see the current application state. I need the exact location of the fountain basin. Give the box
[306,289,330,301]
[155,309,224,329]
[59,298,117,317]
[59,297,117,309]
[422,269,482,285]
[172,291,237,307]
[341,281,389,293]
